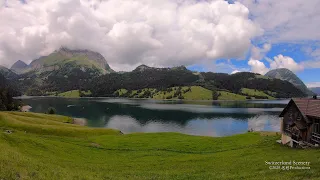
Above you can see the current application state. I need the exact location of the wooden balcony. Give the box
[311,132,320,144]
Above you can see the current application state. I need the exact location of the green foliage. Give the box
[0,112,319,179]
[47,107,56,114]
[0,74,21,111]
[212,89,220,100]
[114,89,128,97]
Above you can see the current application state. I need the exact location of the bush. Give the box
[178,95,184,99]
[47,107,57,114]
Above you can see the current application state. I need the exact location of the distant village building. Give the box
[279,97,320,148]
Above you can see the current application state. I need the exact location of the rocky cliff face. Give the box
[265,68,314,96]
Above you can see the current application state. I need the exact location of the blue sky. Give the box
[188,41,320,86]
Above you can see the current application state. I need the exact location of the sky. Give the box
[0,0,320,87]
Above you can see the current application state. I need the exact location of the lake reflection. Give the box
[20,97,287,136]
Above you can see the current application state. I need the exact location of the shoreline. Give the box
[14,95,288,102]
[72,118,87,126]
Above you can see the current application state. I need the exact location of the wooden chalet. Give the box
[279,97,320,148]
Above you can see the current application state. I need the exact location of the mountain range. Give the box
[310,87,320,95]
[10,47,114,75]
[0,48,311,100]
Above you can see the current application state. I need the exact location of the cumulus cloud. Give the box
[251,43,271,60]
[247,42,271,75]
[302,60,320,69]
[269,54,304,72]
[248,54,304,75]
[0,0,262,71]
[248,58,269,75]
[239,0,320,42]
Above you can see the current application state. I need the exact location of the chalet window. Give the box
[297,114,302,121]
[313,119,320,134]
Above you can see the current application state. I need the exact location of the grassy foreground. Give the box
[0,112,320,180]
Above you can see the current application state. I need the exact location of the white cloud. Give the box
[0,0,262,71]
[248,54,304,75]
[248,58,269,75]
[239,0,320,42]
[251,43,271,60]
[302,60,320,69]
[231,70,241,74]
[269,54,304,72]
[306,82,320,88]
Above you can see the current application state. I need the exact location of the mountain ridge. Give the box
[310,87,320,95]
[0,65,17,79]
[10,47,114,75]
[1,49,309,100]
[10,60,28,74]
[265,68,314,96]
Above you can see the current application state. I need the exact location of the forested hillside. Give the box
[0,74,21,111]
[200,72,305,98]
[91,66,198,97]
[14,62,103,96]
[90,67,306,99]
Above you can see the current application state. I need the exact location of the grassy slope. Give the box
[241,88,275,99]
[218,91,247,100]
[1,112,319,180]
[148,86,212,100]
[182,86,212,100]
[58,90,80,98]
[57,90,92,98]
[118,86,247,100]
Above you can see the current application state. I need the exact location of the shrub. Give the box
[47,107,57,114]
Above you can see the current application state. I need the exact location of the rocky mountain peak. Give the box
[134,64,153,72]
[265,68,314,96]
[11,60,28,69]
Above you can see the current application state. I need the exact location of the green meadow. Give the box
[0,112,319,180]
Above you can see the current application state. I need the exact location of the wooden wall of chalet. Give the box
[283,103,309,142]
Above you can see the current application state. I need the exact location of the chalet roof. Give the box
[279,98,320,119]
[294,99,320,118]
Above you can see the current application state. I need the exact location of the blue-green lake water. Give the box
[21,97,289,137]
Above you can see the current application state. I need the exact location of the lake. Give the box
[20,97,289,137]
